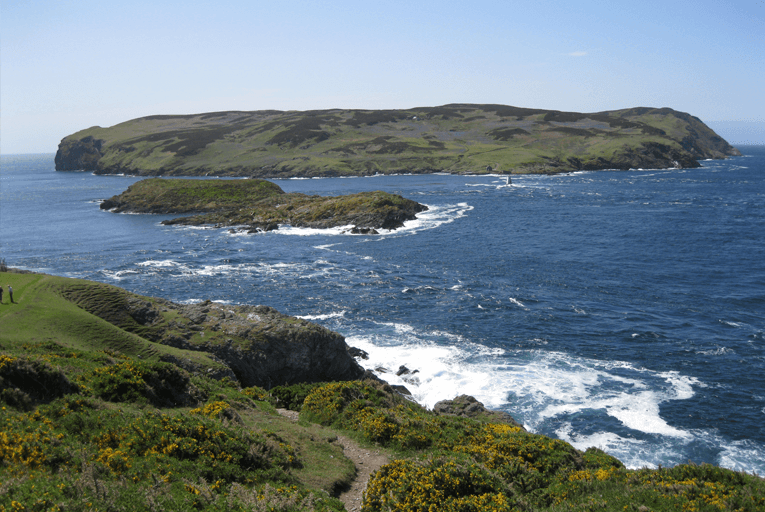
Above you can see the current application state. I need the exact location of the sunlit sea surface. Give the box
[1,148,763,473]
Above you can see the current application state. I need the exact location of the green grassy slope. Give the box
[1,271,762,511]
[0,272,219,367]
[55,104,740,178]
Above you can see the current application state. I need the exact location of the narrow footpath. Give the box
[276,409,389,512]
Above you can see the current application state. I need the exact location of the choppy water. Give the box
[1,148,764,473]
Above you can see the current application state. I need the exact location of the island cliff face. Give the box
[55,104,740,177]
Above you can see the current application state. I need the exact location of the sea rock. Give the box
[348,347,369,360]
[433,395,525,430]
[390,384,413,396]
[396,365,411,376]
[349,226,379,235]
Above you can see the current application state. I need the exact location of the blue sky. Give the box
[2,0,764,154]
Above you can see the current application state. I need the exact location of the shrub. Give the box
[241,385,269,401]
[0,354,78,410]
[90,360,146,403]
[269,382,325,411]
[363,458,515,512]
[88,359,197,406]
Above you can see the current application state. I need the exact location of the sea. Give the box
[1,148,763,474]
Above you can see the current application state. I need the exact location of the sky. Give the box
[2,0,764,154]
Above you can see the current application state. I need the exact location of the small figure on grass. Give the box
[0,284,3,304]
[8,285,13,304]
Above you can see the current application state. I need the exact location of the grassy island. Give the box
[56,104,739,178]
[1,270,763,511]
[100,178,428,232]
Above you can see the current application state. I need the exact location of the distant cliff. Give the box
[55,104,740,177]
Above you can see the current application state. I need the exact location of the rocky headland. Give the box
[100,177,427,233]
[56,279,366,388]
[56,104,740,178]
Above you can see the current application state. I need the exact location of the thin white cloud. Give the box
[568,51,588,57]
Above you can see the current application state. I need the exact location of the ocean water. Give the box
[1,148,763,473]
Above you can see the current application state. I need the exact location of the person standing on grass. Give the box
[0,284,3,303]
[8,285,13,304]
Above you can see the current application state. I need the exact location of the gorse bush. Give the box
[0,393,342,511]
[1,336,763,512]
[86,358,198,406]
[268,382,325,411]
[298,380,765,512]
[0,355,78,410]
[364,458,515,512]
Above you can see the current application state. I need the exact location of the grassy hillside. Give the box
[55,104,740,178]
[1,271,763,511]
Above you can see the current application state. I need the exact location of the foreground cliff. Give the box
[100,178,427,232]
[55,104,740,177]
[0,271,364,389]
[1,269,764,511]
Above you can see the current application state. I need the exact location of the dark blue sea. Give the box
[1,148,764,473]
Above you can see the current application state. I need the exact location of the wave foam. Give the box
[297,311,347,321]
[336,320,755,469]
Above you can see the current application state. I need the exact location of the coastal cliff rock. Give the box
[162,302,366,388]
[55,135,103,171]
[55,104,740,177]
[433,394,525,429]
[59,282,365,388]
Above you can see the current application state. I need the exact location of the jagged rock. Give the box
[348,347,369,360]
[433,395,525,429]
[350,226,379,235]
[391,384,412,396]
[247,222,279,233]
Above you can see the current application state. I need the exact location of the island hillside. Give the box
[1,269,764,511]
[55,104,740,177]
[100,178,428,233]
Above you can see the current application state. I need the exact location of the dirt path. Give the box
[276,409,389,511]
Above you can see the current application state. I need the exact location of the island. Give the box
[100,177,428,233]
[56,104,740,178]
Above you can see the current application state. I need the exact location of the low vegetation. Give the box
[55,104,740,178]
[1,270,763,511]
